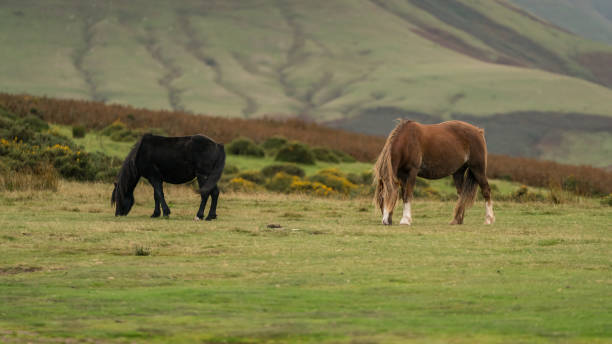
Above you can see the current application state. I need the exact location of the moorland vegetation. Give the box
[1,94,610,203]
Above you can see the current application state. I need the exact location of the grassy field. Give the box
[0,181,610,343]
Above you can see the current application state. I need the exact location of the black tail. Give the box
[112,135,145,215]
[200,144,226,194]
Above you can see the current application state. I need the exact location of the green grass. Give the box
[0,181,610,343]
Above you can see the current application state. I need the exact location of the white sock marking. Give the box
[400,201,412,225]
[484,200,495,224]
[382,209,390,225]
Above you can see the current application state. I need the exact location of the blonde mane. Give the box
[372,119,410,213]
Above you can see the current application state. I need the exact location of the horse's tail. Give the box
[111,135,145,213]
[199,143,226,194]
[372,131,399,214]
[455,168,479,213]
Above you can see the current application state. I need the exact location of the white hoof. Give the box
[400,217,412,225]
[484,215,495,225]
[193,216,201,221]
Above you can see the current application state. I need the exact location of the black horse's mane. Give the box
[111,136,145,207]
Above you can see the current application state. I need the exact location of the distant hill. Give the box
[0,0,611,167]
[511,0,612,45]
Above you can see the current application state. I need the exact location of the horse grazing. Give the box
[373,120,495,225]
[111,133,226,221]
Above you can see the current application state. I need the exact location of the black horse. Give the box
[111,133,226,220]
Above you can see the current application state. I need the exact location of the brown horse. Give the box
[373,120,495,225]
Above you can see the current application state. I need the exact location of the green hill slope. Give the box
[1,0,611,167]
[511,0,612,45]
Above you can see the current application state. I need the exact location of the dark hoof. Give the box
[151,213,160,218]
[205,214,217,221]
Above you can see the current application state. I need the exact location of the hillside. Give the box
[511,0,612,45]
[1,0,611,167]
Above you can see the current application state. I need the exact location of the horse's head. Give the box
[112,182,134,216]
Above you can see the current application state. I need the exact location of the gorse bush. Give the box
[237,170,266,185]
[331,149,356,163]
[312,147,340,163]
[308,168,356,195]
[311,147,356,163]
[0,108,121,183]
[226,177,261,192]
[275,142,315,165]
[261,136,288,154]
[289,180,335,197]
[260,164,305,178]
[101,120,139,142]
[227,137,265,157]
[265,172,300,193]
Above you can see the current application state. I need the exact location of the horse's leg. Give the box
[194,174,210,221]
[470,165,495,224]
[151,190,161,218]
[149,177,171,217]
[205,186,219,221]
[399,169,418,225]
[452,165,467,195]
[450,166,467,224]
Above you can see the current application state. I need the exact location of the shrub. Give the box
[413,186,441,199]
[312,147,340,163]
[72,125,86,138]
[20,114,49,132]
[347,171,375,187]
[601,193,612,206]
[275,142,315,165]
[511,185,546,202]
[227,137,264,157]
[0,124,120,183]
[289,179,335,197]
[224,163,240,175]
[100,119,126,136]
[226,177,261,193]
[331,149,356,163]
[361,170,373,185]
[266,172,301,193]
[237,170,266,185]
[261,164,305,178]
[101,119,138,142]
[309,168,356,195]
[261,136,288,153]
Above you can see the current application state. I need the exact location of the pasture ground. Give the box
[0,181,610,343]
